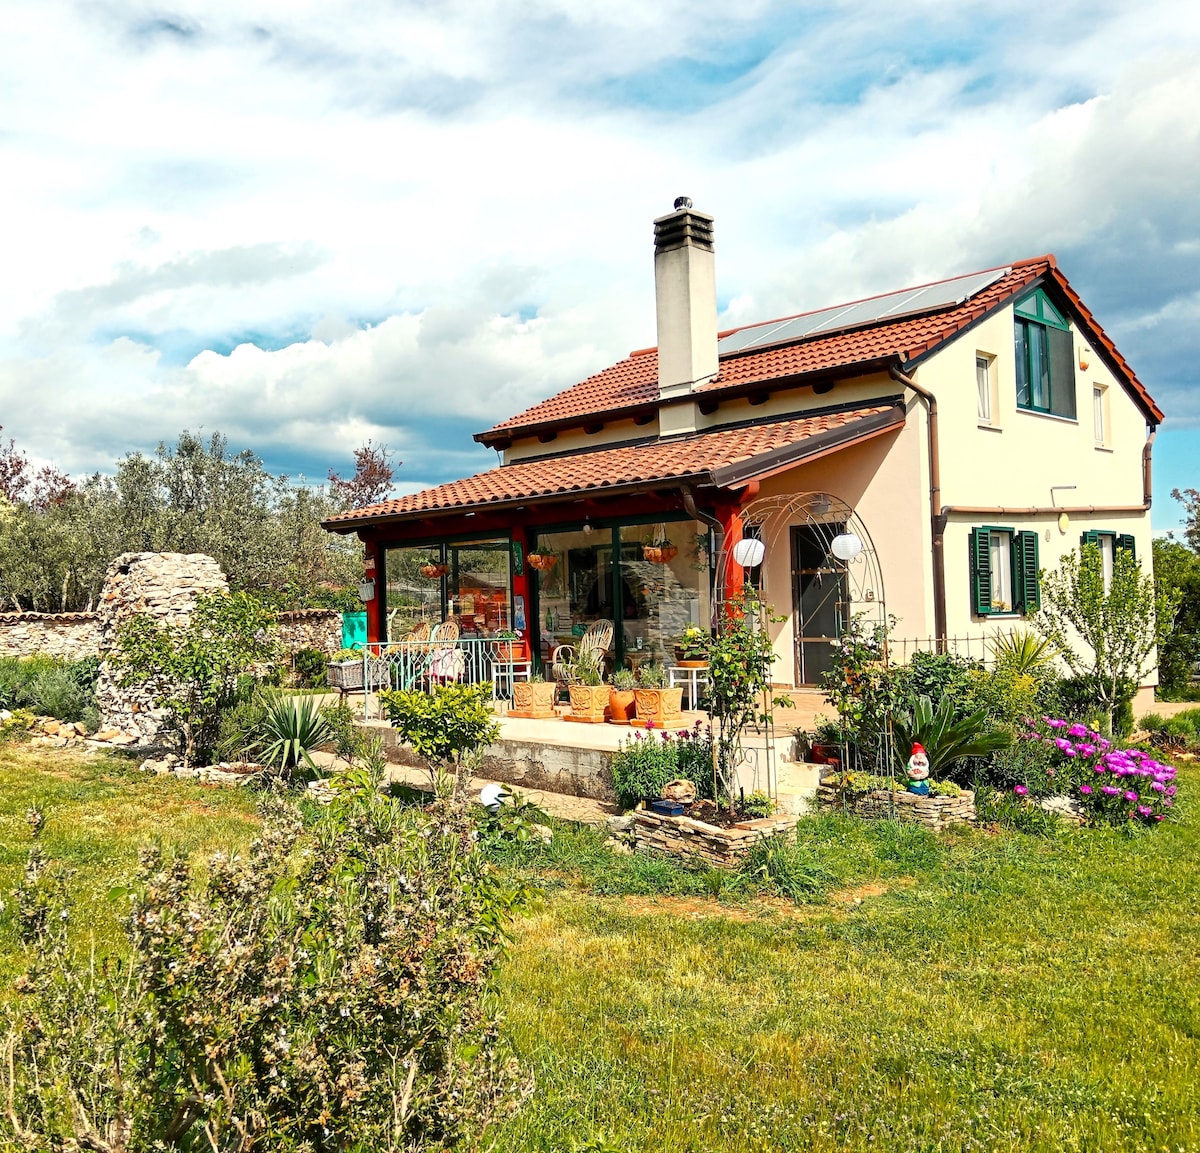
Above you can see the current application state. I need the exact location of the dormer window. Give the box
[1014,289,1076,419]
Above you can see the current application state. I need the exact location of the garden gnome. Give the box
[906,742,930,796]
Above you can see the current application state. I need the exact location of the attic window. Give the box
[1014,289,1076,419]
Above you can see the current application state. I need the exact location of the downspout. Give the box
[1142,426,1156,508]
[889,365,947,650]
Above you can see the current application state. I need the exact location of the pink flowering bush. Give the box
[1017,716,1178,826]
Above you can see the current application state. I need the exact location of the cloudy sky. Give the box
[2,0,1198,528]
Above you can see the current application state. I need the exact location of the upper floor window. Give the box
[976,354,995,424]
[1014,290,1077,420]
[1093,384,1110,448]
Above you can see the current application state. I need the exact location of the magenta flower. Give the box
[1102,786,1119,796]
[1079,784,1093,795]
[1152,781,1165,793]
[1045,718,1068,729]
[1137,805,1152,817]
[1167,785,1177,797]
[1068,723,1089,738]
[1013,784,1028,796]
[1123,790,1138,802]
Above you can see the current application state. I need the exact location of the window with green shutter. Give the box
[1015,289,1076,419]
[971,526,1040,616]
[1080,528,1138,591]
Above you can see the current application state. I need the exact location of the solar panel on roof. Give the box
[718,267,1009,356]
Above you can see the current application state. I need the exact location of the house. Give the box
[323,198,1163,708]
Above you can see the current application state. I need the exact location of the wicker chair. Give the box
[551,619,613,696]
[428,620,464,684]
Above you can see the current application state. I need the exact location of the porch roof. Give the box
[323,402,904,533]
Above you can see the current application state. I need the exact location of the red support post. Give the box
[362,537,383,644]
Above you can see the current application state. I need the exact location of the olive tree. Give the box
[1035,543,1178,735]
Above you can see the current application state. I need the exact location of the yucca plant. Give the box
[256,691,334,777]
[988,628,1058,675]
[891,693,1011,776]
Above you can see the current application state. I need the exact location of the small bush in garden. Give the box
[0,655,98,720]
[322,699,367,761]
[27,665,91,721]
[1010,717,1178,826]
[610,722,714,809]
[216,695,269,762]
[380,682,499,789]
[2,775,529,1149]
[741,790,775,819]
[255,691,333,778]
[0,708,35,741]
[290,645,329,688]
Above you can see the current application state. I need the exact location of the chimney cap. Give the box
[674,195,693,210]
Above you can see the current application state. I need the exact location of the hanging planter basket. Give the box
[419,562,448,579]
[527,552,558,571]
[643,544,677,565]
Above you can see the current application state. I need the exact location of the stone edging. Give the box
[632,809,795,867]
[817,785,976,830]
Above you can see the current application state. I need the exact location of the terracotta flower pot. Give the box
[643,545,678,565]
[568,684,609,723]
[608,687,637,723]
[512,681,556,718]
[634,686,684,727]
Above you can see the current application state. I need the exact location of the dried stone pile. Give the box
[632,809,795,867]
[95,553,229,746]
[25,714,141,750]
[816,784,976,830]
[136,753,263,787]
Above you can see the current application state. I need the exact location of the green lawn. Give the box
[2,745,1197,1153]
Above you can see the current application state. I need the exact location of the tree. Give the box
[1035,544,1178,735]
[329,439,397,510]
[1152,537,1200,697]
[112,592,279,765]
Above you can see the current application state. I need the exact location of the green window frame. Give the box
[1014,289,1076,420]
[970,526,1040,616]
[1080,529,1136,592]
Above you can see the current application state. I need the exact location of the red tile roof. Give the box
[478,257,1161,443]
[324,404,903,531]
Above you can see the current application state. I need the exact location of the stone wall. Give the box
[276,609,342,655]
[0,608,341,662]
[817,785,976,831]
[0,613,101,659]
[95,553,230,744]
[632,810,796,867]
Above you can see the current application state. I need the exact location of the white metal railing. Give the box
[343,639,530,718]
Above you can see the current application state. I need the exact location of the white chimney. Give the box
[654,197,718,405]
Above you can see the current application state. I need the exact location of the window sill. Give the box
[1094,444,1113,453]
[977,422,1003,433]
[1016,407,1078,426]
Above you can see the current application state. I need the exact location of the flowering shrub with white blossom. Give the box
[2,766,529,1151]
[1013,717,1178,826]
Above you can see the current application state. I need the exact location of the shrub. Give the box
[291,646,329,688]
[380,683,499,788]
[610,730,678,808]
[215,697,265,762]
[891,694,1011,779]
[893,650,979,718]
[2,781,529,1149]
[26,666,90,721]
[741,790,775,818]
[112,592,279,765]
[1009,717,1178,826]
[322,700,367,761]
[255,691,333,779]
[0,655,98,720]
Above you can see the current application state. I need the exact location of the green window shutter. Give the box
[1080,530,1100,549]
[1116,533,1136,562]
[970,528,993,615]
[1015,531,1040,613]
[1048,326,1076,419]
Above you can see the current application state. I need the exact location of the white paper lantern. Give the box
[830,532,863,561]
[480,783,509,812]
[732,537,765,568]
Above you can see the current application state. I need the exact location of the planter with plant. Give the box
[642,531,678,565]
[633,663,684,727]
[418,558,448,579]
[566,652,609,723]
[326,647,388,692]
[608,667,639,723]
[674,625,710,668]
[526,549,558,572]
[493,629,523,662]
[511,673,557,718]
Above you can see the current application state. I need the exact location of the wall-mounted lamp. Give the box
[1078,347,1090,371]
[357,578,376,603]
[830,532,863,561]
[732,537,765,568]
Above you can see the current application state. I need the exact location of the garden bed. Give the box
[632,808,795,867]
[816,784,976,831]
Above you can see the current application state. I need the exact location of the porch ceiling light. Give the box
[830,532,863,561]
[732,537,765,568]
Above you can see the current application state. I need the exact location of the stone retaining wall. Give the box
[0,613,102,659]
[817,785,976,830]
[0,608,340,661]
[632,810,795,867]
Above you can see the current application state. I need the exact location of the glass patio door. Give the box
[791,523,849,685]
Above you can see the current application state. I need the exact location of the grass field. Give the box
[2,745,1197,1152]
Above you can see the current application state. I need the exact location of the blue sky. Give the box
[1,0,1197,529]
